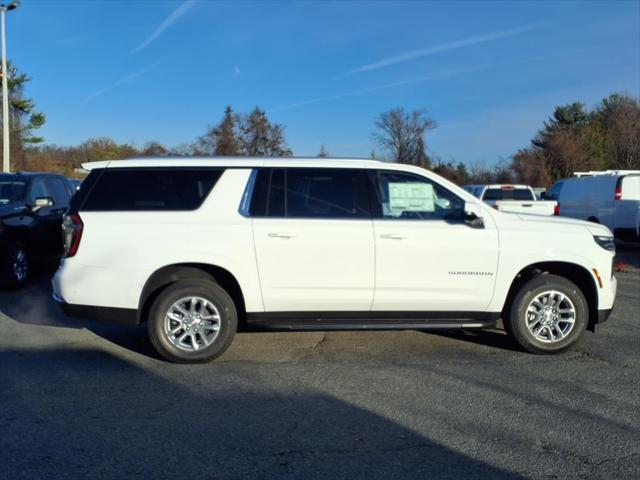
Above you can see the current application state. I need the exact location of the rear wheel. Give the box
[506,274,588,354]
[148,279,237,363]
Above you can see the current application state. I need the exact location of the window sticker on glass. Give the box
[388,182,435,213]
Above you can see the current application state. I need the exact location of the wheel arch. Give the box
[502,261,599,332]
[138,263,247,328]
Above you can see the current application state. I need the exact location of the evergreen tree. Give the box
[317,144,329,157]
[239,107,292,157]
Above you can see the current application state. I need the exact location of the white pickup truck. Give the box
[465,184,558,216]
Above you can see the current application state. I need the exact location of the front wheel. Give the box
[1,243,30,289]
[506,274,588,354]
[148,279,238,363]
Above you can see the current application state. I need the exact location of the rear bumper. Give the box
[53,292,139,325]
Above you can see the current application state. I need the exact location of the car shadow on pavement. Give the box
[0,346,525,480]
[0,274,526,360]
[0,271,160,359]
[428,327,522,353]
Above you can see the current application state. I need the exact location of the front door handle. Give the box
[268,232,296,239]
[380,233,405,240]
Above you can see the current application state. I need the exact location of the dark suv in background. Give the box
[0,172,73,287]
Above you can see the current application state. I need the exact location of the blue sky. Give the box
[9,0,640,164]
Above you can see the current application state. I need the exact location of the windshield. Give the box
[0,177,27,205]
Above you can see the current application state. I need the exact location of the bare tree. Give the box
[372,107,436,166]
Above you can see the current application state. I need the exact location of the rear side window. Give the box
[250,168,370,219]
[80,168,223,211]
[483,188,535,201]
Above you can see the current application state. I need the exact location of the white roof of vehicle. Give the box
[81,157,384,171]
[481,184,531,189]
[573,170,640,177]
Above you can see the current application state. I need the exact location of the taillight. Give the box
[614,178,623,200]
[554,204,560,216]
[62,213,83,257]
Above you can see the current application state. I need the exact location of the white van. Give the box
[548,171,640,241]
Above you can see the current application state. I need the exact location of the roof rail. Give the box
[573,170,640,177]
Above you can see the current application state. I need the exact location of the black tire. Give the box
[506,274,588,354]
[0,242,30,289]
[147,279,237,363]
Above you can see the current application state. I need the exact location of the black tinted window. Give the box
[483,188,534,201]
[46,177,71,205]
[81,169,223,211]
[250,168,285,217]
[250,168,370,219]
[0,176,27,204]
[29,178,50,203]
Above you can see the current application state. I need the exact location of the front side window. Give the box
[46,177,72,205]
[81,168,223,211]
[374,170,464,221]
[29,178,50,203]
[546,181,563,200]
[250,168,370,219]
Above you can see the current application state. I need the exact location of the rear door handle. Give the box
[268,232,296,239]
[380,233,405,240]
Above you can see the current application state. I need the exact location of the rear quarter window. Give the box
[79,168,223,212]
[483,188,534,201]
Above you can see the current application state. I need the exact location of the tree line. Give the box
[3,62,639,186]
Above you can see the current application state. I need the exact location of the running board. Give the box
[246,312,499,331]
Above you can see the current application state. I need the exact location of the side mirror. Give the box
[464,202,485,229]
[32,196,54,210]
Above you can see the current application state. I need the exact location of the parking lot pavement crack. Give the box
[584,452,640,479]
[297,332,328,360]
[267,442,437,459]
[538,443,640,479]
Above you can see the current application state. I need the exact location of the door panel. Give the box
[372,220,498,311]
[371,170,499,312]
[253,219,375,311]
[250,167,375,312]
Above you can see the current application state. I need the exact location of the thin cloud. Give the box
[132,0,196,53]
[270,65,490,112]
[345,21,549,75]
[85,59,168,102]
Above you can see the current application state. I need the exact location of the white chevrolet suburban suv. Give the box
[52,158,617,363]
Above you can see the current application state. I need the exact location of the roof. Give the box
[468,184,531,189]
[0,171,63,177]
[81,156,383,171]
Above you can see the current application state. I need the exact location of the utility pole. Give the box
[1,1,19,173]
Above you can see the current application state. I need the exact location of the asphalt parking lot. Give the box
[1,245,639,479]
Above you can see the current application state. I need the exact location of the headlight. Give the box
[593,235,615,252]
